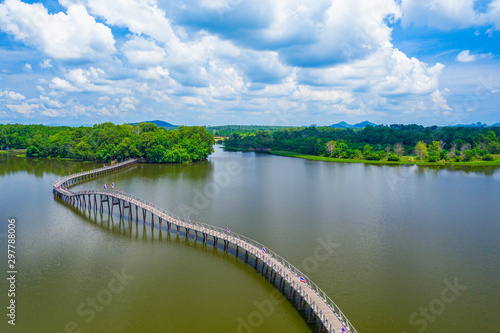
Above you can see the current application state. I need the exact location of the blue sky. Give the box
[0,0,499,126]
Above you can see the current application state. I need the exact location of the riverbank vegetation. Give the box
[0,123,214,163]
[223,125,500,165]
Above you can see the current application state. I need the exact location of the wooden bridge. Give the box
[53,159,358,333]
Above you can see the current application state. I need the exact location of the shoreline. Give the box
[268,150,500,167]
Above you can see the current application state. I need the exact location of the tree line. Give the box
[0,123,215,163]
[223,125,500,162]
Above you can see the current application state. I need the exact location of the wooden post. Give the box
[135,205,138,223]
[308,308,313,323]
[244,251,248,263]
[151,213,154,228]
[177,225,180,236]
[235,246,239,258]
[254,257,258,269]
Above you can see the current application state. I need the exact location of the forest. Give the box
[0,122,215,163]
[222,125,500,163]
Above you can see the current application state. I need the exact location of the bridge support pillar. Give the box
[186,228,190,238]
[177,225,180,236]
[151,213,154,228]
[254,257,258,269]
[244,251,248,263]
[235,246,239,258]
[194,231,197,242]
[308,308,313,323]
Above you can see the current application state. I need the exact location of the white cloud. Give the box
[181,96,207,106]
[122,37,166,67]
[61,67,132,95]
[6,102,38,116]
[0,0,115,60]
[40,95,64,108]
[78,0,178,45]
[401,0,500,30]
[297,45,443,96]
[456,50,494,62]
[50,77,81,92]
[40,59,52,69]
[456,50,476,62]
[431,89,452,111]
[119,96,139,111]
[24,63,31,70]
[401,0,478,29]
[1,90,26,101]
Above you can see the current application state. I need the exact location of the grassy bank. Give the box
[0,149,26,154]
[269,150,500,167]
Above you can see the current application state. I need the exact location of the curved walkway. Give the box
[53,159,358,333]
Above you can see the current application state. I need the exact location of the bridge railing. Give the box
[61,186,358,333]
[54,160,358,333]
[53,159,137,189]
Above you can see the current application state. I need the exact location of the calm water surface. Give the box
[0,146,499,333]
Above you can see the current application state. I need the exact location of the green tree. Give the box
[414,141,428,160]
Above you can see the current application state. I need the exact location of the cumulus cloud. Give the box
[431,89,452,111]
[1,90,26,101]
[297,45,443,96]
[6,102,38,116]
[5,0,497,124]
[40,59,52,69]
[50,77,81,92]
[122,37,167,67]
[456,50,476,62]
[456,50,493,62]
[0,0,115,60]
[401,0,500,30]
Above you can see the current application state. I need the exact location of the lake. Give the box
[0,146,499,332]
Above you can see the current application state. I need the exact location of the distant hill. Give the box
[490,123,500,127]
[330,121,377,129]
[129,120,177,128]
[451,122,488,128]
